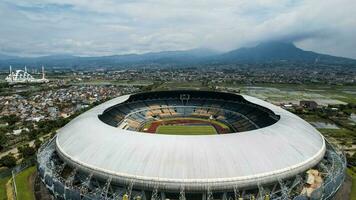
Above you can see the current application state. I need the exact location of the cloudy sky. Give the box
[0,0,356,58]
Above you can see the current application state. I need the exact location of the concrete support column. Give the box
[161,192,166,200]
[222,192,227,200]
[202,193,207,200]
[141,191,147,200]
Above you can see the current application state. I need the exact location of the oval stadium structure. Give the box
[37,90,346,200]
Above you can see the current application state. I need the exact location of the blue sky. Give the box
[0,0,356,58]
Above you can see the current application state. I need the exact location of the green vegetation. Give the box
[155,81,210,90]
[0,133,7,151]
[0,114,21,150]
[14,166,36,200]
[300,114,330,122]
[18,144,36,159]
[347,167,356,200]
[318,128,355,139]
[296,103,356,164]
[0,176,10,200]
[348,153,356,171]
[72,79,153,86]
[1,115,20,127]
[156,125,217,135]
[141,117,232,134]
[0,154,17,168]
[216,83,356,104]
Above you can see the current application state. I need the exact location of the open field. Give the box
[154,82,356,104]
[214,83,356,105]
[72,79,153,86]
[240,86,354,105]
[0,176,10,200]
[14,166,36,200]
[155,81,210,90]
[156,125,217,135]
[347,167,356,200]
[318,128,356,140]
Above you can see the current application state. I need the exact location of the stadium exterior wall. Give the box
[36,91,346,199]
[55,136,326,192]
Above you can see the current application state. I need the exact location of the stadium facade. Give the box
[37,90,346,200]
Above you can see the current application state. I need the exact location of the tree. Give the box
[347,153,356,167]
[18,144,36,159]
[34,139,42,150]
[1,114,20,126]
[27,129,39,140]
[0,132,7,151]
[0,154,17,168]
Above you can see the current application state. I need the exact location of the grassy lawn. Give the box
[156,125,217,135]
[318,128,356,139]
[347,167,356,200]
[0,176,10,200]
[300,114,330,122]
[14,166,36,200]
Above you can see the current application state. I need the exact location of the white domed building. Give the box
[5,66,48,84]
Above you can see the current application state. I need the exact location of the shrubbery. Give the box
[18,144,36,159]
[0,154,17,168]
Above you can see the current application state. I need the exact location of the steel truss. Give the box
[37,138,346,200]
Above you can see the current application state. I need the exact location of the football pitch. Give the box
[156,125,217,135]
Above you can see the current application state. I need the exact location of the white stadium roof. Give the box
[55,94,325,191]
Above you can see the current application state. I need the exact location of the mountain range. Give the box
[213,42,354,64]
[0,41,355,68]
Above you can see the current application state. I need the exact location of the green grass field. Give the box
[15,166,36,200]
[318,128,356,139]
[348,167,356,200]
[0,176,10,200]
[156,125,217,135]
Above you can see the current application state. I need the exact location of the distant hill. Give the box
[0,42,355,68]
[0,48,219,68]
[0,54,20,60]
[91,48,220,64]
[213,41,355,64]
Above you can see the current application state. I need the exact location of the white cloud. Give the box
[0,0,355,58]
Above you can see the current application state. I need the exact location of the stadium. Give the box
[37,90,346,200]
